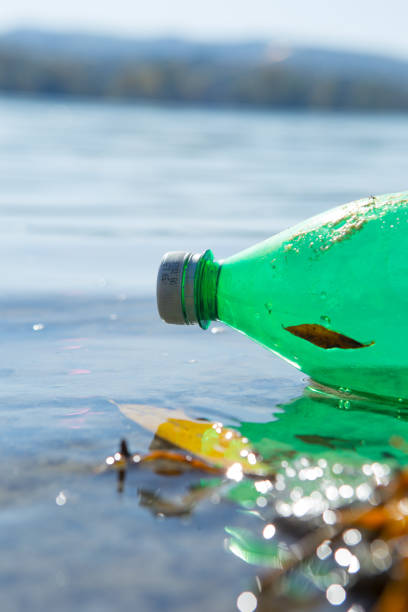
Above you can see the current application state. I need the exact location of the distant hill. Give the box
[0,28,408,110]
[3,28,408,80]
[0,29,268,63]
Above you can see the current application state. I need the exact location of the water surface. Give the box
[2,96,408,611]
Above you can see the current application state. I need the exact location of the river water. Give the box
[2,95,408,611]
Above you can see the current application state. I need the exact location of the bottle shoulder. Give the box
[221,191,408,267]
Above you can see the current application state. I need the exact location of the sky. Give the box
[1,0,408,58]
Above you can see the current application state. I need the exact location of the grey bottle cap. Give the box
[157,251,201,325]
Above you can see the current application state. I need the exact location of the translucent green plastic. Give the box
[192,192,408,399]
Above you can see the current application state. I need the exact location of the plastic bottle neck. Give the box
[182,250,219,329]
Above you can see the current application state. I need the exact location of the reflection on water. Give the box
[110,385,408,611]
[240,384,408,467]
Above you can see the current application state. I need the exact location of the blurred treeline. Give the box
[1,30,408,111]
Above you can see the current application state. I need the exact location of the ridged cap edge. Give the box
[156,251,190,324]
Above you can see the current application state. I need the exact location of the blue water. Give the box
[2,96,408,611]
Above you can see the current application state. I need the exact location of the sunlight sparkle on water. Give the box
[276,501,292,517]
[398,497,408,515]
[371,539,392,571]
[236,591,257,612]
[56,491,67,506]
[323,509,337,525]
[255,480,272,494]
[339,485,354,499]
[262,524,276,539]
[356,483,371,501]
[335,548,353,567]
[256,496,267,508]
[325,486,339,501]
[290,486,303,501]
[298,466,323,481]
[316,541,332,560]
[332,463,344,475]
[347,555,360,574]
[343,529,362,546]
[372,462,391,485]
[226,463,244,482]
[275,474,286,491]
[247,453,257,466]
[326,584,346,606]
[292,496,324,517]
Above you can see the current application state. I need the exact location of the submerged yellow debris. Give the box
[111,401,272,477]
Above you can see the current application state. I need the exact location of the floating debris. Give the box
[110,402,272,477]
[103,400,408,609]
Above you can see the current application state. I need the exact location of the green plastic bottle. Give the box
[157,191,408,399]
